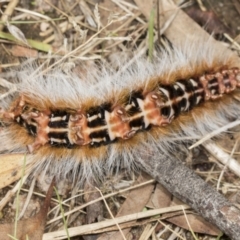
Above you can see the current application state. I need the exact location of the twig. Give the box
[141,152,240,240]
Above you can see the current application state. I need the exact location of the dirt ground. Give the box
[0,0,240,240]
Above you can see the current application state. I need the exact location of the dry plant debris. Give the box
[0,0,240,240]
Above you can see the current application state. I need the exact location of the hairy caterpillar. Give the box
[0,39,240,186]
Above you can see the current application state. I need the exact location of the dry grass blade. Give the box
[189,120,240,149]
[0,0,19,31]
[43,205,189,240]
[47,179,155,225]
[203,141,240,177]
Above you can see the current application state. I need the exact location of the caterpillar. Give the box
[0,39,240,186]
